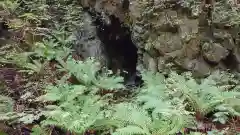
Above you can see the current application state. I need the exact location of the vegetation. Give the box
[1,0,240,135]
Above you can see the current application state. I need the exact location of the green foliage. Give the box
[40,93,105,133]
[2,56,240,134]
[0,23,74,75]
[166,71,240,124]
[0,0,19,15]
[31,125,49,135]
[35,57,124,134]
[2,1,240,134]
[110,101,194,135]
[0,95,14,113]
[179,0,201,17]
[57,57,125,90]
[208,70,240,91]
[0,106,44,125]
[109,71,196,135]
[33,38,72,61]
[213,0,240,25]
[33,60,196,135]
[207,129,226,135]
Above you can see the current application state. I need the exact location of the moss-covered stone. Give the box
[78,0,240,76]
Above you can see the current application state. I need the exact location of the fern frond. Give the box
[63,57,100,85]
[166,71,240,123]
[111,103,152,130]
[31,125,49,135]
[93,74,125,90]
[41,95,105,134]
[112,125,150,135]
[140,70,165,87]
[59,57,125,92]
[0,95,14,113]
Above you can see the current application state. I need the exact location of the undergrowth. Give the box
[1,0,240,135]
[2,55,240,134]
[28,61,240,135]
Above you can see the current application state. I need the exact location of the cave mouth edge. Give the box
[78,9,143,87]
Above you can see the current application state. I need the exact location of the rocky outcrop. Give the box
[78,0,240,76]
[73,12,108,66]
[128,0,240,76]
[73,7,141,85]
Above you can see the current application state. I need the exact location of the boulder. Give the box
[202,42,229,64]
[73,12,108,66]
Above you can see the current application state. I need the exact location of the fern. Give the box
[0,0,20,15]
[0,95,20,123]
[109,71,196,135]
[41,95,105,133]
[0,95,14,113]
[37,84,104,133]
[208,70,239,90]
[110,102,195,135]
[111,103,152,135]
[38,83,107,133]
[189,132,204,135]
[31,125,49,135]
[140,71,195,134]
[36,58,125,134]
[58,57,125,91]
[207,129,226,135]
[166,71,240,123]
[112,125,150,135]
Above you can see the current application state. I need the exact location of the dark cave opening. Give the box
[86,11,143,87]
[0,21,9,38]
[222,50,239,71]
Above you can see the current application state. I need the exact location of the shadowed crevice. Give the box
[80,9,143,87]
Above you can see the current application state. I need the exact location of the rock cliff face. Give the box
[73,12,108,67]
[77,0,240,76]
[73,6,140,85]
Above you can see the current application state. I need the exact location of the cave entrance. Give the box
[91,13,142,86]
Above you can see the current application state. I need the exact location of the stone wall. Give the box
[129,0,240,76]
[78,0,240,77]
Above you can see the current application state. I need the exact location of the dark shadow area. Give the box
[0,21,10,39]
[85,10,143,87]
[222,50,239,70]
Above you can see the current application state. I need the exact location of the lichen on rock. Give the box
[77,0,240,76]
[128,0,240,75]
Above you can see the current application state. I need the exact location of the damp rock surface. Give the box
[73,7,140,85]
[77,0,240,76]
[73,12,108,66]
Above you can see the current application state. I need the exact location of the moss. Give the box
[213,0,240,26]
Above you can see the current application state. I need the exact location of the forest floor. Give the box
[1,0,240,135]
